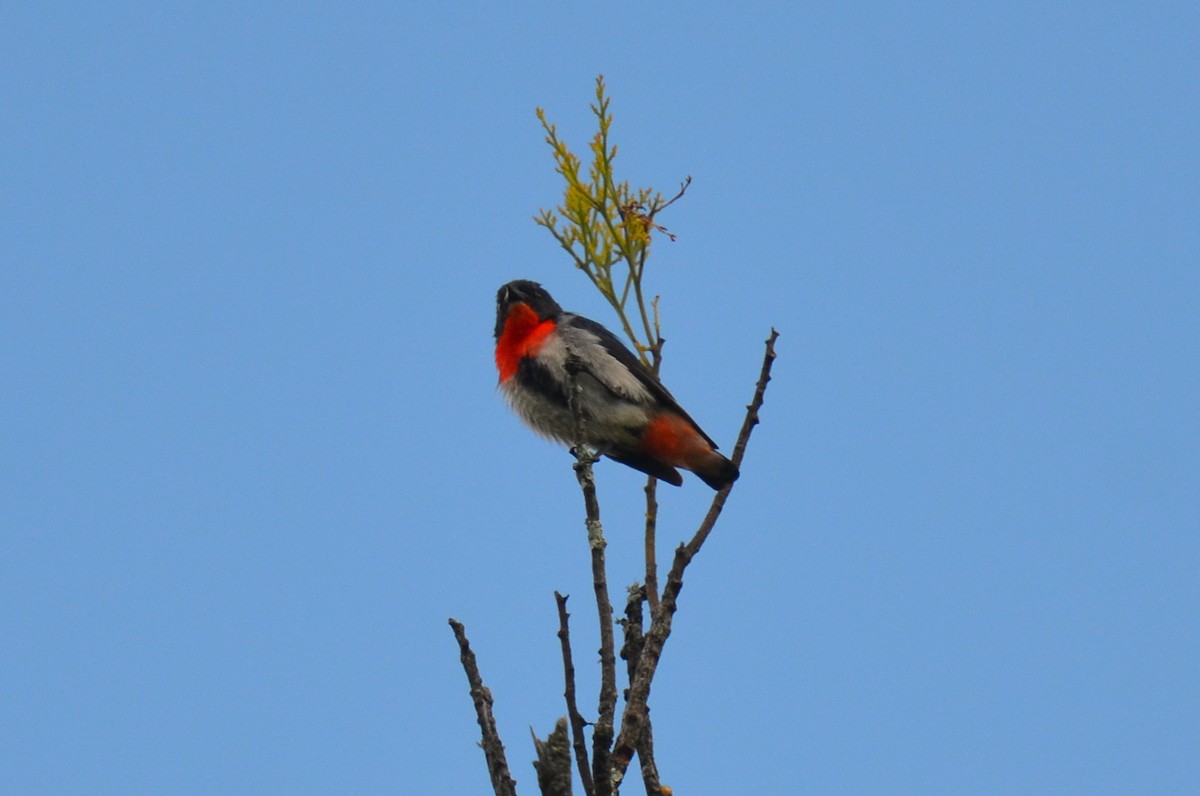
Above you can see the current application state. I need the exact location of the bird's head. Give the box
[494,280,563,339]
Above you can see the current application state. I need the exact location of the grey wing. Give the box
[555,316,657,404]
[559,315,719,448]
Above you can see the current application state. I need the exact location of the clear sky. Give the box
[3,3,1197,794]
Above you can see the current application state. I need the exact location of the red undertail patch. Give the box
[640,413,709,466]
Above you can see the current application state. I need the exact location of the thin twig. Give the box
[649,297,663,371]
[555,592,595,796]
[448,619,518,796]
[648,176,692,219]
[644,307,663,614]
[643,478,660,614]
[609,329,779,783]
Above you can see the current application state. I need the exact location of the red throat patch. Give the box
[495,303,556,381]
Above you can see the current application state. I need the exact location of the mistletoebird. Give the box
[493,279,738,490]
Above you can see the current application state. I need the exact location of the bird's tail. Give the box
[688,449,740,491]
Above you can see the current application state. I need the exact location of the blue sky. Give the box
[2,3,1197,793]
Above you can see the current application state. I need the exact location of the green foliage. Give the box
[535,75,690,370]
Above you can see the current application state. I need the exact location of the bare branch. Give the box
[448,619,519,796]
[609,330,779,783]
[554,592,595,796]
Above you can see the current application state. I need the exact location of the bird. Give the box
[493,279,739,490]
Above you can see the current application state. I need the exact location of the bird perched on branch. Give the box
[493,279,739,490]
